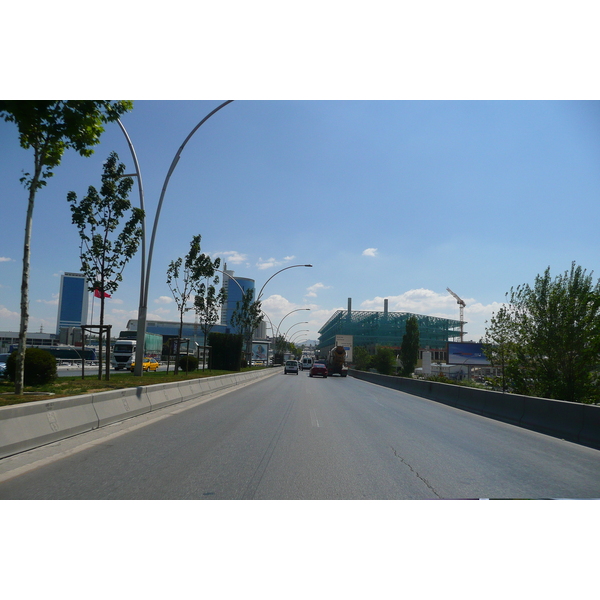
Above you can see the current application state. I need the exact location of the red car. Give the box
[309,362,328,378]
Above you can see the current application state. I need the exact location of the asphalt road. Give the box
[1,371,599,499]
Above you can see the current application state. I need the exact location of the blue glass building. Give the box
[56,272,89,334]
[220,266,256,329]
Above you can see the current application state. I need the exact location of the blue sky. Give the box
[2,100,600,345]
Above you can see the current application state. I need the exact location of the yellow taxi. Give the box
[129,357,160,372]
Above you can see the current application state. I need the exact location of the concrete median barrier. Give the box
[0,396,99,459]
[146,381,184,411]
[519,396,585,444]
[92,387,152,428]
[482,390,525,427]
[0,368,279,459]
[578,404,600,449]
[348,370,600,450]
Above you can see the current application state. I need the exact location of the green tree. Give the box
[373,346,396,375]
[272,334,287,364]
[484,262,600,403]
[353,346,372,371]
[67,151,144,380]
[399,315,420,377]
[0,100,133,394]
[194,270,226,371]
[483,305,520,393]
[167,235,218,374]
[230,289,264,366]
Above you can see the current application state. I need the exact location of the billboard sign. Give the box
[335,335,353,362]
[447,342,490,366]
[252,342,269,362]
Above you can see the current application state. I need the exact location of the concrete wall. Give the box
[349,370,600,450]
[0,369,277,459]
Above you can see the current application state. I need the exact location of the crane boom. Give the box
[446,287,465,342]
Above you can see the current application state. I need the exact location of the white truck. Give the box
[300,356,313,371]
[111,331,163,370]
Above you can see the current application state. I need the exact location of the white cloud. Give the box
[362,248,378,257]
[154,296,173,305]
[36,293,59,306]
[256,256,297,270]
[305,282,332,298]
[0,305,19,320]
[216,250,248,265]
[0,257,14,263]
[256,257,278,270]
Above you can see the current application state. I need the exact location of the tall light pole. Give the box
[254,265,312,367]
[116,120,146,328]
[289,330,309,345]
[284,321,308,339]
[117,101,234,376]
[256,264,313,302]
[213,267,246,295]
[275,307,311,339]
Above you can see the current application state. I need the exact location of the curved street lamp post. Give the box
[283,321,308,339]
[116,101,234,376]
[256,265,312,302]
[288,330,309,345]
[116,105,313,376]
[275,307,311,339]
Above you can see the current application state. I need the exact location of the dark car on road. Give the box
[309,362,328,378]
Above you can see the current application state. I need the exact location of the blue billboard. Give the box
[447,342,490,366]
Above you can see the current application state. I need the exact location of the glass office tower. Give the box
[56,272,89,334]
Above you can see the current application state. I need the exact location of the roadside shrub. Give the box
[178,354,199,372]
[372,346,396,375]
[352,346,372,371]
[6,348,58,385]
[208,332,243,371]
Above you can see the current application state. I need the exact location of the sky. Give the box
[2,0,598,580]
[2,2,600,350]
[2,99,600,346]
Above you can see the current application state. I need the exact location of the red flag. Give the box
[94,289,111,298]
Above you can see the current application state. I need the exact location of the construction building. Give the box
[317,298,462,362]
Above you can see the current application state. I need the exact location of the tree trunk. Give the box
[98,292,105,380]
[15,153,43,395]
[174,319,183,374]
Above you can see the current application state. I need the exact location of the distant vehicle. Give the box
[300,356,313,371]
[112,330,163,370]
[129,357,160,372]
[284,360,299,375]
[0,353,10,379]
[327,345,348,377]
[309,362,328,378]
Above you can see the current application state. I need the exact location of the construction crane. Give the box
[446,287,466,342]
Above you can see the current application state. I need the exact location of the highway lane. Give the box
[1,371,599,499]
